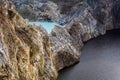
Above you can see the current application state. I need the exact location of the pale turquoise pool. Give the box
[29,22,62,34]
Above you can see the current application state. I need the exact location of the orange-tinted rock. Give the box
[0,1,57,80]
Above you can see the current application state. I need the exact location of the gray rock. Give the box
[10,0,61,21]
[50,26,82,70]
[4,0,120,76]
[59,1,114,41]
[50,0,120,71]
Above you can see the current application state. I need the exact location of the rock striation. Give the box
[50,0,120,71]
[0,1,57,80]
[9,0,61,21]
[2,0,120,79]
[50,26,83,70]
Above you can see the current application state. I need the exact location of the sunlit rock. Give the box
[0,1,57,80]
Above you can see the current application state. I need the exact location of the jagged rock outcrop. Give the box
[59,0,114,41]
[3,0,120,75]
[58,0,113,27]
[9,0,61,21]
[51,0,81,14]
[0,1,57,80]
[50,26,83,70]
[60,1,112,24]
[50,0,120,71]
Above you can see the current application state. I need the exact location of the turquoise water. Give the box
[29,22,62,34]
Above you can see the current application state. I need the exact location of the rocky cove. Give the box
[58,29,120,80]
[0,0,120,80]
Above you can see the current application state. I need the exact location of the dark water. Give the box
[58,30,120,80]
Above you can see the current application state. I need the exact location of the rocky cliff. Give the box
[1,0,120,79]
[50,0,120,71]
[0,1,57,80]
[9,0,61,21]
[6,0,120,26]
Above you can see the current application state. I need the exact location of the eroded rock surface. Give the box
[59,1,114,37]
[0,1,57,80]
[10,0,61,21]
[50,0,120,71]
[2,0,120,77]
[50,26,82,70]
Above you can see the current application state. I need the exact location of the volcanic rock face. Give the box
[58,0,116,41]
[50,0,120,71]
[0,1,57,80]
[59,0,114,29]
[51,0,81,14]
[1,0,120,76]
[9,0,61,21]
[50,26,83,70]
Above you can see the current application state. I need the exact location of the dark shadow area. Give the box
[112,0,120,29]
[58,29,120,80]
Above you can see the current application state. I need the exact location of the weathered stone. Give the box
[3,0,120,76]
[10,0,61,21]
[0,1,57,80]
[50,0,120,71]
[50,26,82,70]
[59,1,114,42]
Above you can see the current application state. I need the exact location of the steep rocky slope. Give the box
[9,0,61,21]
[50,0,120,71]
[50,26,83,70]
[5,0,116,71]
[0,1,57,80]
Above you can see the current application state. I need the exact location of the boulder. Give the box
[50,26,82,70]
